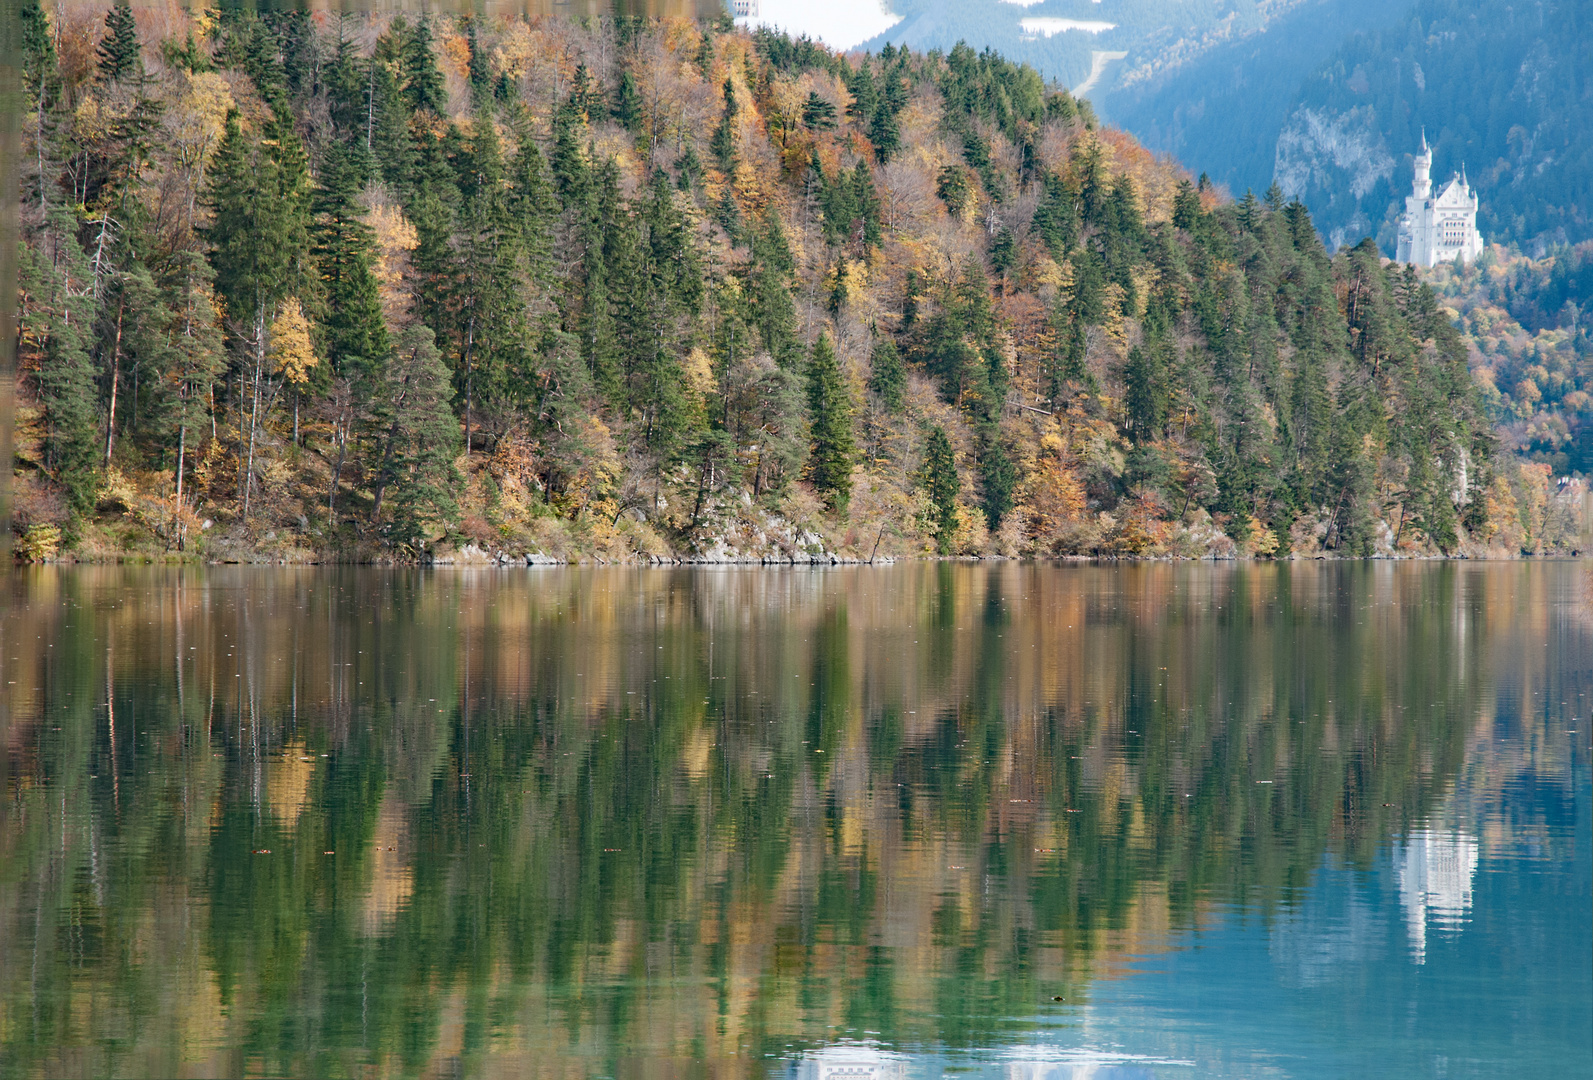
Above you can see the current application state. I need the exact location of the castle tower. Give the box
[1396,129,1483,267]
[1413,129,1432,199]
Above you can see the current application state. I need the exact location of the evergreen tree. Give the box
[920,426,960,553]
[312,142,389,378]
[1123,344,1166,443]
[98,0,142,84]
[402,19,447,115]
[748,210,801,367]
[369,324,461,545]
[845,59,878,124]
[868,338,906,413]
[869,103,900,163]
[802,92,837,131]
[711,78,738,172]
[612,69,644,134]
[806,334,857,510]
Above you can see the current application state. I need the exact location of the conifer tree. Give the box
[402,19,447,115]
[369,324,461,545]
[920,426,960,553]
[612,70,644,134]
[869,104,900,163]
[313,142,389,378]
[868,338,906,413]
[98,0,142,84]
[205,110,316,517]
[22,1,61,213]
[1123,344,1166,443]
[806,334,857,510]
[711,78,738,172]
[748,210,801,367]
[845,60,878,125]
[161,251,227,542]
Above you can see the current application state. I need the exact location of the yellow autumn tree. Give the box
[268,299,318,388]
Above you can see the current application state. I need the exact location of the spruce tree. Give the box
[369,324,460,545]
[806,334,857,510]
[402,19,447,115]
[868,338,906,413]
[312,142,389,378]
[22,218,102,520]
[711,78,738,172]
[869,104,900,163]
[612,70,644,134]
[748,210,801,367]
[98,0,142,84]
[920,426,960,554]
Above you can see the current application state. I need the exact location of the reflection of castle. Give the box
[789,1046,907,1080]
[1394,828,1479,963]
[1395,131,1485,267]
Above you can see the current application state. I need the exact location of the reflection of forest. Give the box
[0,563,1584,1077]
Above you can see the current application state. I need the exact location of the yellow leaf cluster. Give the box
[269,299,318,388]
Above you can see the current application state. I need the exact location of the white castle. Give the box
[1396,131,1484,267]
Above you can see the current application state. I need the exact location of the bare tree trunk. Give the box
[174,421,187,550]
[104,295,125,466]
[242,306,265,520]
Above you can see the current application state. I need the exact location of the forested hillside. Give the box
[1427,244,1593,477]
[12,2,1580,562]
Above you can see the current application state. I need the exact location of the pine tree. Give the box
[369,324,461,546]
[204,109,316,517]
[868,338,906,413]
[161,251,227,545]
[313,142,389,378]
[463,16,491,104]
[711,78,738,172]
[869,104,900,163]
[22,217,102,520]
[1123,344,1166,443]
[845,59,877,125]
[612,69,644,133]
[920,426,960,554]
[748,210,800,367]
[22,1,61,213]
[402,19,447,115]
[806,333,857,510]
[98,0,142,84]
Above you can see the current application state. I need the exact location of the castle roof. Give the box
[1434,175,1473,206]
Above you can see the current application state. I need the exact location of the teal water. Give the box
[0,563,1587,1078]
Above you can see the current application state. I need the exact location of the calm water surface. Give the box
[1,563,1588,1078]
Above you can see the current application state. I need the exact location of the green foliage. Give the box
[806,334,857,510]
[920,426,961,553]
[97,0,141,84]
[868,338,907,413]
[369,325,460,542]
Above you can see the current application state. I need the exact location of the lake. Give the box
[1,563,1588,1078]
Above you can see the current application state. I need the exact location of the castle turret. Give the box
[1413,129,1432,199]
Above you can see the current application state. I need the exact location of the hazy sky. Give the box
[735,0,902,52]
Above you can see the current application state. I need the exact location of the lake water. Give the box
[1,563,1588,1079]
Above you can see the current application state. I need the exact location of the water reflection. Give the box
[0,562,1587,1078]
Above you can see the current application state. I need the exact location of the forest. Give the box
[12,1,1583,562]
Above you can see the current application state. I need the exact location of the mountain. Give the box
[12,5,1579,565]
[1095,0,1414,206]
[1264,0,1593,255]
